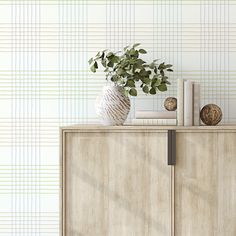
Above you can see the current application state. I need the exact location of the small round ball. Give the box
[164,97,177,111]
[200,104,222,126]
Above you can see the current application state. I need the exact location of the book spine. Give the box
[193,83,200,126]
[177,79,184,126]
[135,111,176,119]
[132,119,177,125]
[184,80,193,126]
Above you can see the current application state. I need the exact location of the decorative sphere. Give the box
[200,104,222,126]
[164,97,177,111]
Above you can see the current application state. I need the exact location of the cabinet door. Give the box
[62,131,172,236]
[175,132,236,236]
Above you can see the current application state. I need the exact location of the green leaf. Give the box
[154,66,157,74]
[120,60,129,67]
[162,76,168,82]
[129,48,136,56]
[134,50,139,58]
[123,89,129,97]
[88,58,93,64]
[158,83,167,92]
[101,52,105,59]
[129,88,137,96]
[154,78,161,87]
[90,65,96,73]
[136,59,146,65]
[151,77,161,87]
[142,85,149,93]
[153,74,160,79]
[149,63,155,69]
[126,79,135,87]
[167,68,173,72]
[140,70,149,77]
[107,61,114,67]
[165,64,173,68]
[128,49,139,58]
[158,62,165,70]
[160,70,165,76]
[132,64,141,72]
[129,58,136,65]
[165,80,171,85]
[117,68,125,76]
[132,43,141,48]
[95,52,101,57]
[151,77,157,85]
[149,87,156,95]
[101,59,106,67]
[142,77,151,84]
[133,73,140,81]
[139,49,147,54]
[94,61,98,69]
[111,55,119,63]
[126,70,133,76]
[106,52,113,58]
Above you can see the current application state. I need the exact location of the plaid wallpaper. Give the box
[0,0,235,235]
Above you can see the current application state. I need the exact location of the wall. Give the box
[0,0,234,234]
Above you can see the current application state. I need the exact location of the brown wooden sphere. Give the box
[164,97,177,111]
[200,104,222,125]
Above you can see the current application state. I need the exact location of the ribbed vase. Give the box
[95,85,131,126]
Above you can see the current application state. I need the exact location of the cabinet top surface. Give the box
[61,124,236,131]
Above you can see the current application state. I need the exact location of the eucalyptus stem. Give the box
[88,43,173,97]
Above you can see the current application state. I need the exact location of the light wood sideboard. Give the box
[60,125,236,236]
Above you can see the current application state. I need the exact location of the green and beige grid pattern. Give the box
[0,0,234,235]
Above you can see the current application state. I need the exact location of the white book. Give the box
[135,111,177,119]
[184,80,193,126]
[132,119,177,126]
[177,78,184,126]
[193,83,200,126]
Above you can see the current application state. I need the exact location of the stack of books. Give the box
[177,79,200,126]
[132,110,177,125]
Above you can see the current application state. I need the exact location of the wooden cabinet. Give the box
[175,131,236,236]
[61,128,173,236]
[61,126,236,236]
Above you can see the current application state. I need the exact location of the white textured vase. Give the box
[95,85,131,126]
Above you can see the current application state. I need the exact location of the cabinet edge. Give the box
[60,129,66,236]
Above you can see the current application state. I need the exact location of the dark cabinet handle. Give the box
[168,130,176,165]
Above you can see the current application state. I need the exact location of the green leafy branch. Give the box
[88,43,173,97]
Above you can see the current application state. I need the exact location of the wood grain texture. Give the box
[61,124,236,131]
[61,126,236,236]
[62,131,172,236]
[175,132,236,236]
